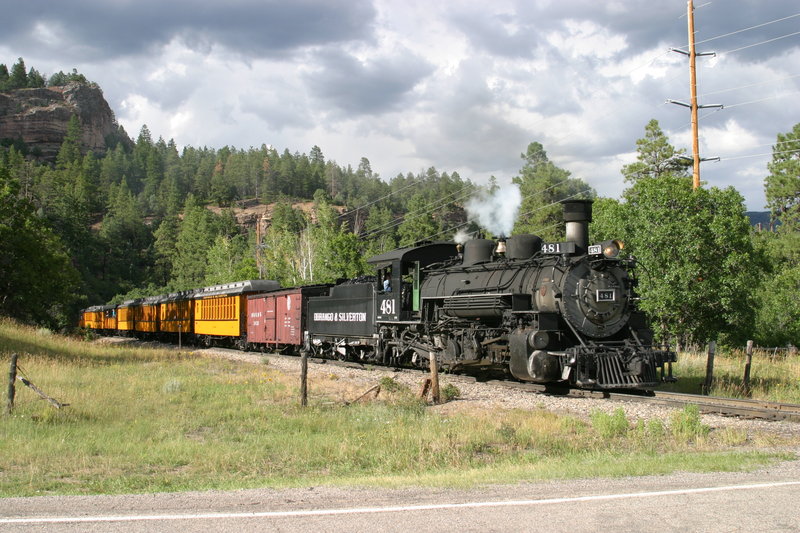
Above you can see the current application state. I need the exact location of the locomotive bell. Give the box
[562,200,593,251]
[495,237,507,256]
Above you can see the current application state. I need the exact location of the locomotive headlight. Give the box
[528,330,549,349]
[602,239,624,259]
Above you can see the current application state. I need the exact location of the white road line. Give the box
[3,481,800,525]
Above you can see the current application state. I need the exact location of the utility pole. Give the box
[669,0,721,189]
[687,0,701,189]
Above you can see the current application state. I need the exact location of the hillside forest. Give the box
[1,61,798,348]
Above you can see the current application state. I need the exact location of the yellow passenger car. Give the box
[116,300,138,333]
[82,306,104,330]
[159,291,195,336]
[101,305,117,332]
[134,296,160,335]
[193,280,280,344]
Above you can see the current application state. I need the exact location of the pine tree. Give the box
[172,195,219,288]
[27,67,45,88]
[100,179,153,293]
[621,119,690,183]
[56,115,83,170]
[8,58,27,89]
[0,64,9,89]
[512,142,594,241]
[397,192,438,246]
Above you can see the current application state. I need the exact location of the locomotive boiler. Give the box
[308,199,675,389]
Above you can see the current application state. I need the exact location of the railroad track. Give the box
[200,346,800,424]
[487,379,800,423]
[615,391,800,423]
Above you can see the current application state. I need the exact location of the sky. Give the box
[2,0,799,211]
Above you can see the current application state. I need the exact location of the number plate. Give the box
[588,244,602,255]
[541,242,576,255]
[596,289,616,302]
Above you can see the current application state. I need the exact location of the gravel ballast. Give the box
[202,347,800,441]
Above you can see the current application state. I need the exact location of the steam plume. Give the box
[465,184,522,237]
[453,229,472,244]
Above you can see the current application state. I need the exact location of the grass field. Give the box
[661,347,800,403]
[0,319,796,497]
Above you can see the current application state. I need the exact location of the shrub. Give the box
[379,376,406,393]
[590,408,629,439]
[441,383,461,402]
[670,405,710,443]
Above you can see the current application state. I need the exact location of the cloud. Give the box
[1,0,376,60]
[303,47,435,116]
[1,0,799,211]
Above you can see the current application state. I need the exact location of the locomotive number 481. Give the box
[379,298,396,315]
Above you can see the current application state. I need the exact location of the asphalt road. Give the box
[2,457,799,532]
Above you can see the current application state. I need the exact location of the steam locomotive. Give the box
[81,200,675,389]
[306,199,675,388]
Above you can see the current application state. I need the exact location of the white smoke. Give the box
[465,184,522,237]
[452,229,472,244]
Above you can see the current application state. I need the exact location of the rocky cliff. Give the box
[0,82,129,160]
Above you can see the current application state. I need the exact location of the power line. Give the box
[359,152,586,242]
[724,90,800,109]
[719,30,800,56]
[690,12,800,49]
[338,179,420,218]
[351,7,799,240]
[417,185,593,244]
[719,147,800,162]
[424,188,593,244]
[358,183,476,239]
[698,73,800,98]
[716,138,800,152]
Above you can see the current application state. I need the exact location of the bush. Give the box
[670,405,710,443]
[441,383,461,402]
[379,376,407,393]
[590,408,629,439]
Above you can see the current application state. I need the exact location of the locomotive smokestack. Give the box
[562,200,593,251]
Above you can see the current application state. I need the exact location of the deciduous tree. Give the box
[0,157,80,326]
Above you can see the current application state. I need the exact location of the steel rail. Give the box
[199,346,800,423]
[487,379,800,423]
[613,390,800,423]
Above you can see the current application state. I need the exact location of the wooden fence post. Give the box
[702,341,716,395]
[429,351,440,404]
[6,353,17,415]
[742,340,753,397]
[300,349,308,407]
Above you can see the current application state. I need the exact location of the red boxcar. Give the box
[247,286,330,351]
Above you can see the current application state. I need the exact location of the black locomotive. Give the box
[306,200,675,389]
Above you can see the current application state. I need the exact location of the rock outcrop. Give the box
[0,82,129,161]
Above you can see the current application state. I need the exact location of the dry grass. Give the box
[661,348,800,403]
[0,318,795,496]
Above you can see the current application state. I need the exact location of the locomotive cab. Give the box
[367,242,458,322]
